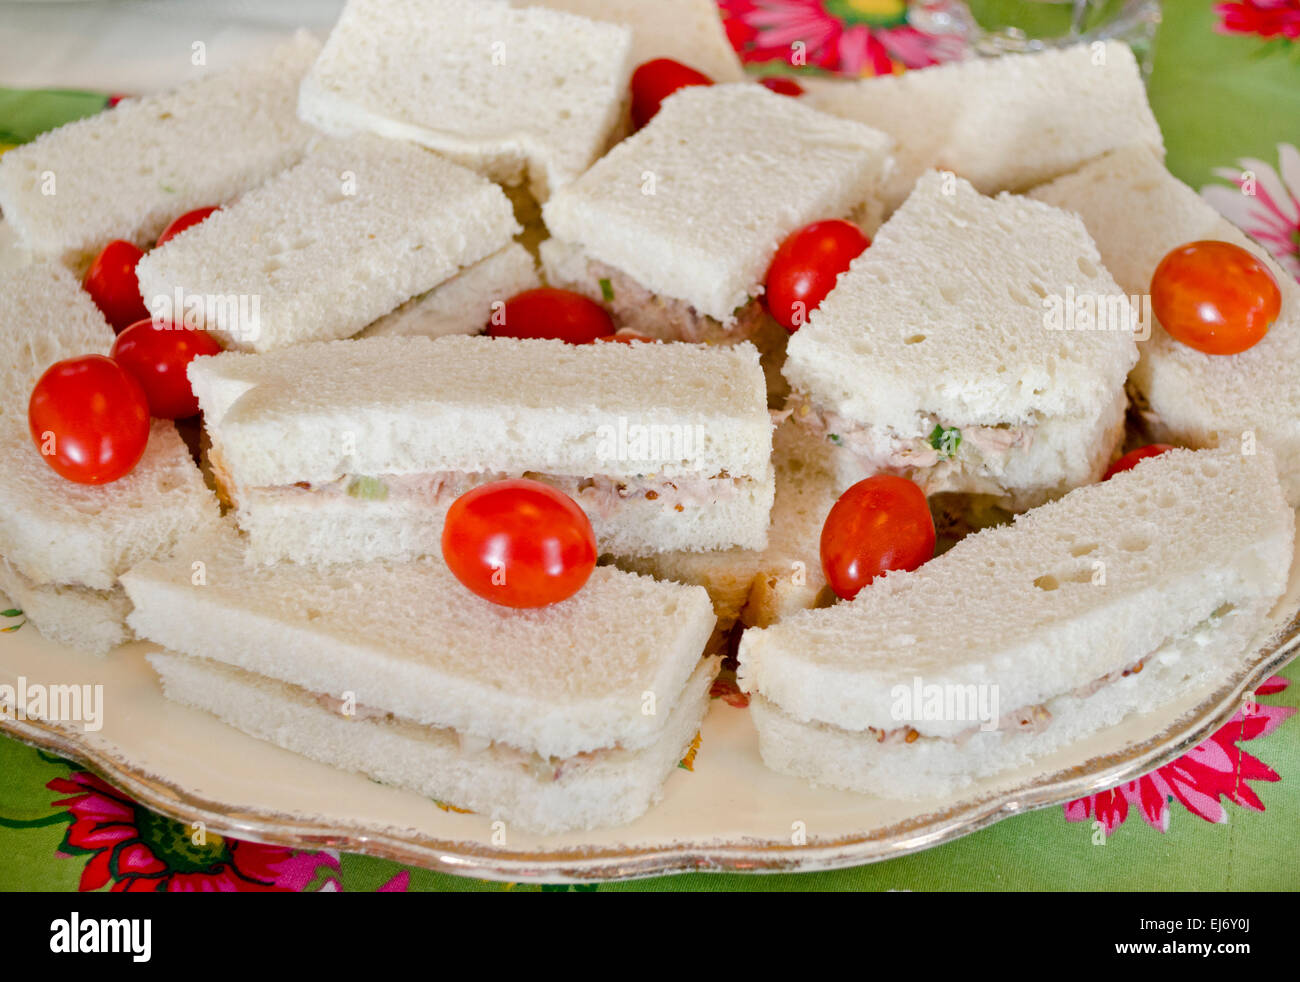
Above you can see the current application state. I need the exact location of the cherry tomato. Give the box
[1150,240,1280,355]
[765,219,870,333]
[760,76,804,97]
[441,479,597,608]
[28,355,150,485]
[630,59,712,131]
[1103,443,1174,481]
[595,331,657,344]
[155,205,220,247]
[111,319,223,419]
[489,288,614,343]
[820,475,935,601]
[83,239,150,333]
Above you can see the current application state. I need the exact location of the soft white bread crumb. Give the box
[149,652,716,833]
[521,0,745,81]
[806,40,1163,213]
[0,33,320,267]
[541,84,895,323]
[189,335,773,486]
[738,448,1294,738]
[0,559,131,656]
[0,264,220,591]
[750,598,1267,798]
[1030,145,1300,505]
[123,528,718,759]
[299,0,634,201]
[135,136,520,353]
[358,243,538,339]
[237,467,774,565]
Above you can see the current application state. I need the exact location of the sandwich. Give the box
[519,0,746,83]
[134,136,520,353]
[124,528,720,833]
[187,334,775,566]
[358,243,539,340]
[617,419,840,636]
[539,84,895,347]
[298,0,634,203]
[738,447,1295,798]
[782,170,1140,511]
[805,40,1163,215]
[0,264,220,654]
[0,33,320,268]
[1030,144,1300,505]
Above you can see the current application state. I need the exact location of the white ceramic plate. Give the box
[3,550,1298,883]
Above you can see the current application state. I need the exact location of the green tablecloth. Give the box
[2,0,1298,891]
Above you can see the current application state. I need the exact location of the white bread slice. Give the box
[299,0,634,202]
[0,264,220,592]
[783,171,1139,506]
[135,136,520,353]
[1030,145,1300,505]
[189,335,773,487]
[806,40,1163,214]
[0,559,131,656]
[122,528,718,759]
[0,33,320,268]
[541,84,895,324]
[358,243,538,339]
[738,448,1294,743]
[617,420,839,629]
[149,651,716,833]
[521,0,745,82]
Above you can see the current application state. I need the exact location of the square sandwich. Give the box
[783,170,1140,510]
[188,334,775,566]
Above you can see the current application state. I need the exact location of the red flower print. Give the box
[48,771,342,892]
[1065,676,1295,834]
[1215,0,1300,41]
[719,0,967,77]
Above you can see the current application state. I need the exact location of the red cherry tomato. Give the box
[111,319,223,419]
[441,479,597,608]
[155,205,220,247]
[83,239,150,333]
[760,76,804,97]
[820,475,935,601]
[764,219,870,333]
[28,355,150,485]
[595,331,657,344]
[1150,240,1280,355]
[630,59,713,131]
[1103,443,1174,481]
[489,288,614,343]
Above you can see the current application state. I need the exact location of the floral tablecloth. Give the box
[2,0,1299,891]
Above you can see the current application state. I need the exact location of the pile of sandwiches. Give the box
[0,0,1296,833]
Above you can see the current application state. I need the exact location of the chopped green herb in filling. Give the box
[598,278,615,302]
[346,476,389,501]
[929,425,962,459]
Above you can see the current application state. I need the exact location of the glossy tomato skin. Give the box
[820,475,935,601]
[111,319,223,419]
[490,288,614,343]
[83,240,150,333]
[441,479,598,608]
[155,205,220,247]
[28,355,150,485]
[630,58,712,131]
[1103,443,1175,481]
[1150,240,1281,355]
[759,76,804,96]
[765,219,870,333]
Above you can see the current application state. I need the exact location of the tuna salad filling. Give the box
[255,469,745,520]
[785,392,1035,491]
[560,255,770,344]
